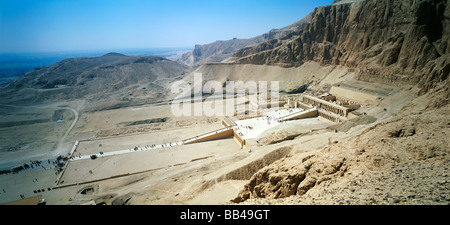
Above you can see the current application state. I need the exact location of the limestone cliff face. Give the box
[233,0,450,94]
[177,14,312,67]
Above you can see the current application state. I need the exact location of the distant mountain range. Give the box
[177,13,312,67]
[2,0,447,110]
[0,53,191,110]
[0,48,191,85]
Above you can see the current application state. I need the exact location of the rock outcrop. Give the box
[233,152,348,202]
[234,81,450,203]
[233,0,450,94]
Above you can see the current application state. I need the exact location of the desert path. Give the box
[0,104,79,156]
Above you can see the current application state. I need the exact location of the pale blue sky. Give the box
[0,0,333,53]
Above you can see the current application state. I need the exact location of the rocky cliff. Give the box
[230,0,450,205]
[177,14,312,67]
[233,0,450,94]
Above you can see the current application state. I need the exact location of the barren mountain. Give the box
[232,0,449,94]
[226,0,450,205]
[177,14,312,67]
[0,53,191,111]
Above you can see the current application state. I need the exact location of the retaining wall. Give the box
[330,86,379,103]
[233,131,247,149]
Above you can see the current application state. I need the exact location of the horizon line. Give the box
[0,46,195,55]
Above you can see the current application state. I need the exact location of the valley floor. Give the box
[0,62,448,205]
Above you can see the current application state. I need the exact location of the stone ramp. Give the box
[183,126,234,145]
[278,108,318,122]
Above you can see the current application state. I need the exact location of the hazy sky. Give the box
[0,0,333,53]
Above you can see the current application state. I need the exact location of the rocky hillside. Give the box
[177,14,312,67]
[228,0,450,205]
[0,53,191,110]
[232,0,449,94]
[234,77,449,204]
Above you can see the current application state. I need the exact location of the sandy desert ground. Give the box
[0,93,336,204]
[1,60,447,205]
